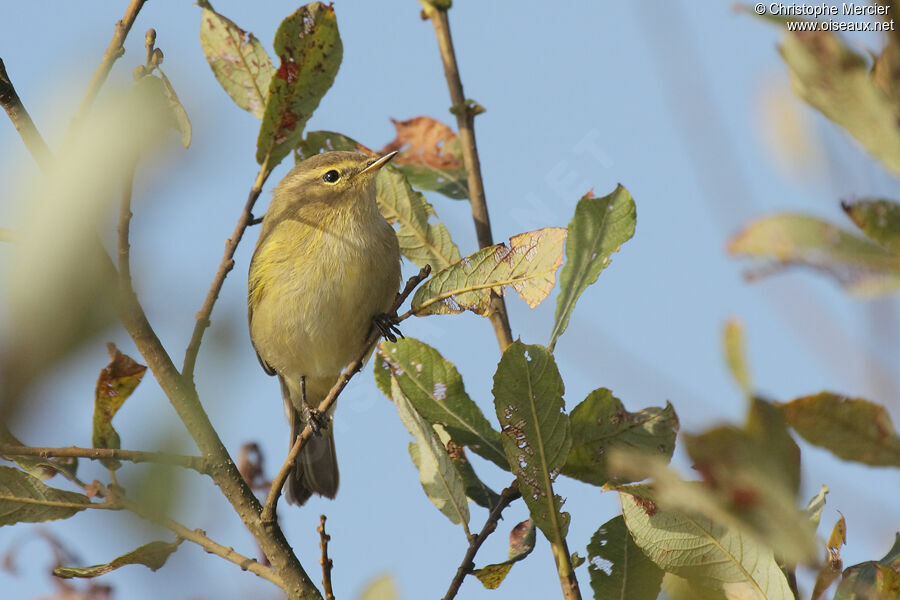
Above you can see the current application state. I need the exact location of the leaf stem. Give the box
[0,444,210,475]
[441,480,520,600]
[261,266,432,522]
[424,5,513,352]
[550,538,582,600]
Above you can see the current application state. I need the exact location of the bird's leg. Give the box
[373,313,403,343]
[299,375,326,435]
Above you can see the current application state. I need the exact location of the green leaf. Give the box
[92,344,147,470]
[375,338,506,470]
[392,379,469,529]
[619,485,794,599]
[587,514,663,600]
[723,319,752,396]
[842,198,900,254]
[256,3,342,167]
[0,426,78,482]
[493,342,571,541]
[199,2,275,119]
[804,485,828,528]
[357,574,399,600]
[835,534,900,600]
[661,574,728,600]
[780,392,900,466]
[728,214,900,297]
[446,443,502,510]
[412,227,567,316]
[549,185,636,350]
[157,69,191,148]
[562,388,678,487]
[0,467,91,526]
[54,539,182,578]
[780,30,900,174]
[378,116,468,200]
[298,131,463,270]
[472,519,536,589]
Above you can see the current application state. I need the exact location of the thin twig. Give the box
[423,5,513,352]
[441,481,521,600]
[0,57,52,171]
[317,515,335,600]
[262,265,432,522]
[0,444,210,475]
[182,162,272,380]
[72,0,147,126]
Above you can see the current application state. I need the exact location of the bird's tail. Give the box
[280,377,339,506]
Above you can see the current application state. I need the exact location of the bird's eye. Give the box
[322,170,340,183]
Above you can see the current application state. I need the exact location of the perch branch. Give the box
[262,265,432,522]
[441,481,521,600]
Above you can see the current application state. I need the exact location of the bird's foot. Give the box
[302,404,327,436]
[374,313,403,343]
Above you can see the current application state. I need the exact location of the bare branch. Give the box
[423,6,513,352]
[182,162,272,380]
[442,481,521,600]
[262,265,432,522]
[0,444,210,475]
[317,515,335,600]
[72,0,148,125]
[0,57,52,170]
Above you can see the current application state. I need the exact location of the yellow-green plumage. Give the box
[249,151,401,505]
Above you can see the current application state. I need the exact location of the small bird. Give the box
[248,151,401,505]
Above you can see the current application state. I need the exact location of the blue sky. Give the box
[1,1,899,599]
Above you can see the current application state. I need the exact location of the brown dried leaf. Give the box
[92,344,147,469]
[381,116,462,170]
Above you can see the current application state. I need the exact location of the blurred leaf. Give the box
[587,514,663,600]
[412,227,567,316]
[0,467,91,525]
[549,185,636,350]
[393,379,469,529]
[54,539,182,579]
[472,520,536,589]
[805,485,828,528]
[357,574,399,600]
[375,338,506,469]
[157,70,191,148]
[92,344,147,470]
[728,214,900,296]
[609,444,816,565]
[842,198,900,253]
[780,392,900,466]
[619,485,794,599]
[198,1,274,119]
[661,573,728,600]
[493,342,571,541]
[445,441,502,510]
[828,513,848,559]
[562,388,678,486]
[0,425,78,482]
[812,514,848,599]
[835,534,900,600]
[379,116,467,199]
[723,319,752,396]
[298,130,463,270]
[780,30,900,174]
[256,2,341,167]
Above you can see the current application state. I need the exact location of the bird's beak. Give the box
[360,150,399,175]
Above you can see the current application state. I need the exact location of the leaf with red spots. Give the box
[411,227,566,316]
[379,116,468,199]
[562,388,678,487]
[780,392,900,466]
[92,344,147,470]
[493,342,571,541]
[256,2,342,167]
[472,520,536,589]
[199,1,274,119]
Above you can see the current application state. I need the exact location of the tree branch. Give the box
[317,515,335,600]
[423,5,513,353]
[262,265,432,522]
[0,444,210,475]
[441,481,521,600]
[182,162,272,380]
[72,0,147,126]
[0,57,52,171]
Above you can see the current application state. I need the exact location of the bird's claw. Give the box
[374,313,403,343]
[302,404,327,436]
